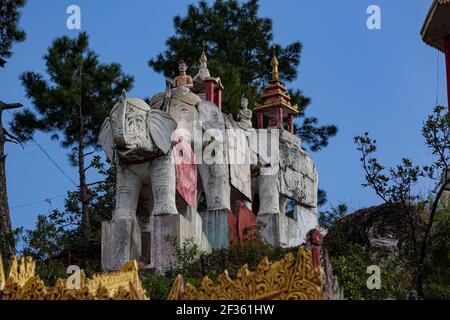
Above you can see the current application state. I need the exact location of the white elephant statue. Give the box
[98,88,252,270]
[99,92,179,218]
[99,88,241,219]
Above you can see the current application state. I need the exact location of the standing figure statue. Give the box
[237,95,253,129]
[173,60,193,92]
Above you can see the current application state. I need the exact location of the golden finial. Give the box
[271,45,279,80]
[199,51,207,64]
[200,40,208,63]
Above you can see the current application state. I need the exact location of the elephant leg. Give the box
[103,165,143,270]
[257,173,280,215]
[114,166,143,220]
[198,163,231,212]
[150,153,178,215]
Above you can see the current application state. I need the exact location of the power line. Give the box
[10,194,66,210]
[436,51,440,106]
[30,137,78,187]
[5,109,78,187]
[8,142,54,149]
[7,147,60,156]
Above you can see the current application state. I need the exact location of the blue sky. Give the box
[1,0,447,231]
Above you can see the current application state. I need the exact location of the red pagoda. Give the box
[254,47,299,133]
[422,0,450,110]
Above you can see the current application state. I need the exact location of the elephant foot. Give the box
[101,216,141,271]
[152,205,179,216]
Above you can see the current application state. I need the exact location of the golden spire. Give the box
[199,51,207,64]
[271,45,279,80]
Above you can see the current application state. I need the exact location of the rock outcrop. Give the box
[325,203,424,264]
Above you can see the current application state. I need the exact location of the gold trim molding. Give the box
[0,255,147,300]
[1,246,324,300]
[167,246,323,300]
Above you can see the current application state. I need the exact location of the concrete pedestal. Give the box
[257,206,319,247]
[150,209,212,272]
[150,214,184,272]
[102,217,141,271]
[257,213,281,246]
[202,209,235,249]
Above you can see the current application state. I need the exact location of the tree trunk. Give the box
[78,128,90,240]
[415,183,447,299]
[78,61,90,240]
[0,108,15,259]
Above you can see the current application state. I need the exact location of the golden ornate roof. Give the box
[254,47,299,115]
[167,246,323,300]
[0,255,147,300]
[1,246,325,300]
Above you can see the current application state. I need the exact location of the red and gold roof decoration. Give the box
[254,47,299,115]
[421,0,450,52]
[193,51,224,90]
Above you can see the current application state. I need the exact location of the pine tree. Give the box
[149,0,337,151]
[11,32,134,240]
[0,0,26,259]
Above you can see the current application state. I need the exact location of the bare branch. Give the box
[2,128,23,148]
[4,137,18,144]
[83,151,96,158]
[85,181,105,187]
[359,145,390,204]
[0,101,23,110]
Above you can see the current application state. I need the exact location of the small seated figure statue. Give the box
[173,60,193,93]
[237,95,253,129]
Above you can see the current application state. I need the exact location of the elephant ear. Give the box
[98,117,114,161]
[148,109,177,154]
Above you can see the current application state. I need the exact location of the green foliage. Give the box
[11,32,133,150]
[317,189,328,207]
[17,158,115,279]
[0,0,26,62]
[141,270,174,300]
[0,0,26,266]
[423,208,450,299]
[65,156,116,242]
[11,31,132,238]
[34,259,67,287]
[166,226,287,281]
[354,133,423,206]
[149,0,337,152]
[294,117,338,152]
[19,210,77,261]
[324,204,449,299]
[353,106,450,298]
[165,236,206,275]
[330,244,409,300]
[319,203,348,230]
[330,245,369,300]
[142,236,289,300]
